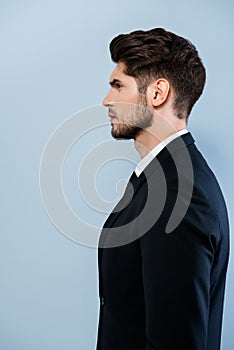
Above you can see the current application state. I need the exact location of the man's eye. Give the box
[116,83,123,89]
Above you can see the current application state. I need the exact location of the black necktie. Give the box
[129,170,137,182]
[100,171,142,245]
[112,171,139,213]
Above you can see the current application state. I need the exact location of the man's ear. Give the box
[147,78,170,107]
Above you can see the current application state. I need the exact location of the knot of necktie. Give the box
[129,171,138,183]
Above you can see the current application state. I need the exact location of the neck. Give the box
[134,120,187,159]
[134,130,160,158]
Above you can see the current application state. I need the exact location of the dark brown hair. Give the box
[110,28,206,119]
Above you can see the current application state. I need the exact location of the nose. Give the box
[102,90,112,106]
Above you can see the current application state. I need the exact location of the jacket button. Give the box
[100,297,105,305]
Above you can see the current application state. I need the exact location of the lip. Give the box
[108,114,117,122]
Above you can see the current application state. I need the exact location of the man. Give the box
[96,28,229,350]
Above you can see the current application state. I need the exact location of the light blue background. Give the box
[1,1,233,349]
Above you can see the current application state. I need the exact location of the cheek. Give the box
[115,103,139,123]
[116,91,139,111]
[124,89,139,103]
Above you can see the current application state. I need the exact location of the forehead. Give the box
[110,62,126,80]
[109,62,133,83]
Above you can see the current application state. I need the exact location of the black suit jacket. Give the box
[96,133,229,350]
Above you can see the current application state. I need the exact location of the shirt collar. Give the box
[135,128,189,177]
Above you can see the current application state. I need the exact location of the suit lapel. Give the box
[98,132,195,249]
[103,171,144,230]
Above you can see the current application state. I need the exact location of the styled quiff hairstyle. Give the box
[110,28,206,119]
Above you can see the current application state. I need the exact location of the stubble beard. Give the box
[111,94,153,140]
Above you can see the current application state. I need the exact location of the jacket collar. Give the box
[98,132,195,246]
[139,132,195,182]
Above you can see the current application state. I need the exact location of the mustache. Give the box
[108,108,117,117]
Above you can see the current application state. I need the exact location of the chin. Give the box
[111,125,142,140]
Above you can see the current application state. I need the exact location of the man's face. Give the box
[103,62,153,139]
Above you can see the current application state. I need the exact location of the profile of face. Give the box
[103,62,153,139]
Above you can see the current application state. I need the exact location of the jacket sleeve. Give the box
[139,198,215,350]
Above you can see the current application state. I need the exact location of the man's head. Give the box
[103,28,206,139]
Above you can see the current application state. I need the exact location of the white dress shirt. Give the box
[135,129,188,177]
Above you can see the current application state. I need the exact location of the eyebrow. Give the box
[109,79,123,86]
